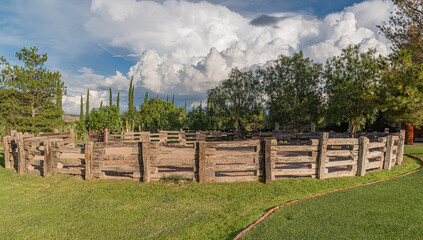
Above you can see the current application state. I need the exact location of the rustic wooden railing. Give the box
[2,130,405,184]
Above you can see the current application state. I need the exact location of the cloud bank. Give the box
[62,0,394,113]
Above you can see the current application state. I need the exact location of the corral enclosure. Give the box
[3,129,405,183]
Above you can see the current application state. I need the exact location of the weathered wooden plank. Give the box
[213,175,257,183]
[43,139,52,178]
[142,142,150,183]
[326,160,356,167]
[57,158,85,165]
[151,158,194,166]
[326,150,358,157]
[327,138,359,145]
[17,133,26,175]
[214,164,258,171]
[56,168,84,175]
[366,161,382,170]
[197,141,206,183]
[317,132,329,179]
[272,145,318,152]
[206,141,261,148]
[100,166,139,172]
[272,156,316,163]
[150,171,195,179]
[85,142,93,180]
[396,130,405,165]
[264,139,273,183]
[367,151,383,159]
[325,171,355,178]
[357,137,369,176]
[383,135,394,170]
[3,136,11,169]
[273,168,316,176]
[368,142,385,149]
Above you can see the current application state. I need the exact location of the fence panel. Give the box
[324,138,359,178]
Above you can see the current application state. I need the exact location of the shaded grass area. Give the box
[0,147,421,239]
[243,146,423,239]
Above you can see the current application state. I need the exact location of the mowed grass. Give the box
[0,147,421,239]
[243,146,423,240]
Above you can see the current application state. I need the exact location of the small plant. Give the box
[163,174,191,184]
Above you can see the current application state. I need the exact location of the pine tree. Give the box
[109,88,112,106]
[86,89,90,121]
[144,91,149,104]
[80,94,84,122]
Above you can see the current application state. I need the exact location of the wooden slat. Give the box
[272,145,318,152]
[327,138,359,145]
[367,151,383,159]
[214,164,258,171]
[272,156,315,163]
[368,142,385,149]
[213,175,257,183]
[56,168,84,175]
[325,171,355,178]
[326,150,357,157]
[366,161,382,170]
[100,166,139,172]
[273,168,316,176]
[326,160,355,167]
[206,141,260,148]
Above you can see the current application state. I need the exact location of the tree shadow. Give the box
[0,152,4,168]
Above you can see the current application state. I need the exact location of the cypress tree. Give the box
[80,94,84,122]
[172,95,174,105]
[184,100,187,110]
[117,92,120,112]
[109,88,112,106]
[128,77,133,111]
[100,100,103,109]
[144,91,149,104]
[85,89,90,121]
[56,80,63,112]
[166,95,169,102]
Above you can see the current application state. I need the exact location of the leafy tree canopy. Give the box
[0,46,65,133]
[85,105,122,133]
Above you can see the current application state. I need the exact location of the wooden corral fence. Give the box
[3,130,406,184]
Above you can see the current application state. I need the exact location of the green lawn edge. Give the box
[0,146,421,239]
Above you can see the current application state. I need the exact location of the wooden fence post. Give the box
[263,139,273,183]
[383,135,394,170]
[3,136,11,169]
[357,136,369,176]
[16,132,26,175]
[317,132,329,179]
[84,142,93,180]
[104,129,109,143]
[70,129,75,143]
[197,141,206,183]
[396,130,405,165]
[141,141,151,183]
[43,139,52,177]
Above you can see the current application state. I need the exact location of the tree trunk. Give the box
[406,123,414,145]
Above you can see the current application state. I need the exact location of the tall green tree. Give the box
[378,50,423,128]
[379,0,423,64]
[260,51,323,131]
[80,94,84,122]
[140,97,187,131]
[0,46,66,133]
[128,77,134,111]
[144,91,148,104]
[117,92,120,112]
[172,95,175,105]
[85,105,122,133]
[109,88,112,106]
[325,45,384,133]
[207,68,263,135]
[86,89,90,121]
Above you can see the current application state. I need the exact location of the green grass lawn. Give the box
[0,147,422,239]
[243,146,423,239]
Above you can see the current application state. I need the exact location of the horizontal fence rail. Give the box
[3,130,406,184]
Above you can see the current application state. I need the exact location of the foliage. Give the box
[128,77,135,111]
[109,88,112,106]
[378,50,423,127]
[117,92,120,112]
[85,89,89,121]
[79,94,84,122]
[324,45,384,133]
[260,51,323,131]
[85,105,122,133]
[140,97,187,131]
[207,68,263,135]
[0,46,65,133]
[121,109,141,132]
[379,0,423,64]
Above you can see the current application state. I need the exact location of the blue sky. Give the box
[0,0,394,114]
